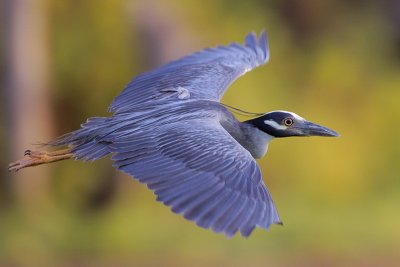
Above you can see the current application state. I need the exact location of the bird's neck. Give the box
[238,122,274,159]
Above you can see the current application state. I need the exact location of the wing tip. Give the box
[244,29,270,63]
[258,29,269,62]
[245,31,258,47]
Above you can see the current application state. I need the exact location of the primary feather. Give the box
[109,31,269,113]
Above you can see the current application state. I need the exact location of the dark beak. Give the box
[296,121,340,137]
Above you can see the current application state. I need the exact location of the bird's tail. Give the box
[45,116,112,161]
[8,117,113,172]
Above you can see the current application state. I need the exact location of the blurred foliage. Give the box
[1,0,400,266]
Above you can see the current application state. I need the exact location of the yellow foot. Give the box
[8,149,73,172]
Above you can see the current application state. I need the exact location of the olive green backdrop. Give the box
[1,0,399,266]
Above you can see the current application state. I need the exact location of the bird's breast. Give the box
[243,127,273,159]
[220,116,273,159]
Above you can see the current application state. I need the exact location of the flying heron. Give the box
[8,31,339,237]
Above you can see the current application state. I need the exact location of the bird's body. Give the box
[9,31,338,237]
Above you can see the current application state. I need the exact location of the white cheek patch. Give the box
[263,120,288,130]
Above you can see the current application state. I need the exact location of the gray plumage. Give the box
[48,31,338,237]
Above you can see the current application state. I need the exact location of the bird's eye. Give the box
[283,118,294,126]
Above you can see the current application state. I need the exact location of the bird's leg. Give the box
[8,148,73,172]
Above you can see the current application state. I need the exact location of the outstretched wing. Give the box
[110,118,281,237]
[109,31,269,113]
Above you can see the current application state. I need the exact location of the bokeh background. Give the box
[1,0,400,266]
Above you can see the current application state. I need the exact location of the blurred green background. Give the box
[1,0,400,266]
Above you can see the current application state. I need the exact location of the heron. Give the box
[8,31,339,237]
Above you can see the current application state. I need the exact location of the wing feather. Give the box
[109,31,270,113]
[110,118,281,237]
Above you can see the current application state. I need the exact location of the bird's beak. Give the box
[296,121,340,137]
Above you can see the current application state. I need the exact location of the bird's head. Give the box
[247,110,339,138]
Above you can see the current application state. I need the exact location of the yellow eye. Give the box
[283,118,294,126]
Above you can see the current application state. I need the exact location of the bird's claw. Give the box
[8,150,47,172]
[8,149,73,172]
[8,159,28,172]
